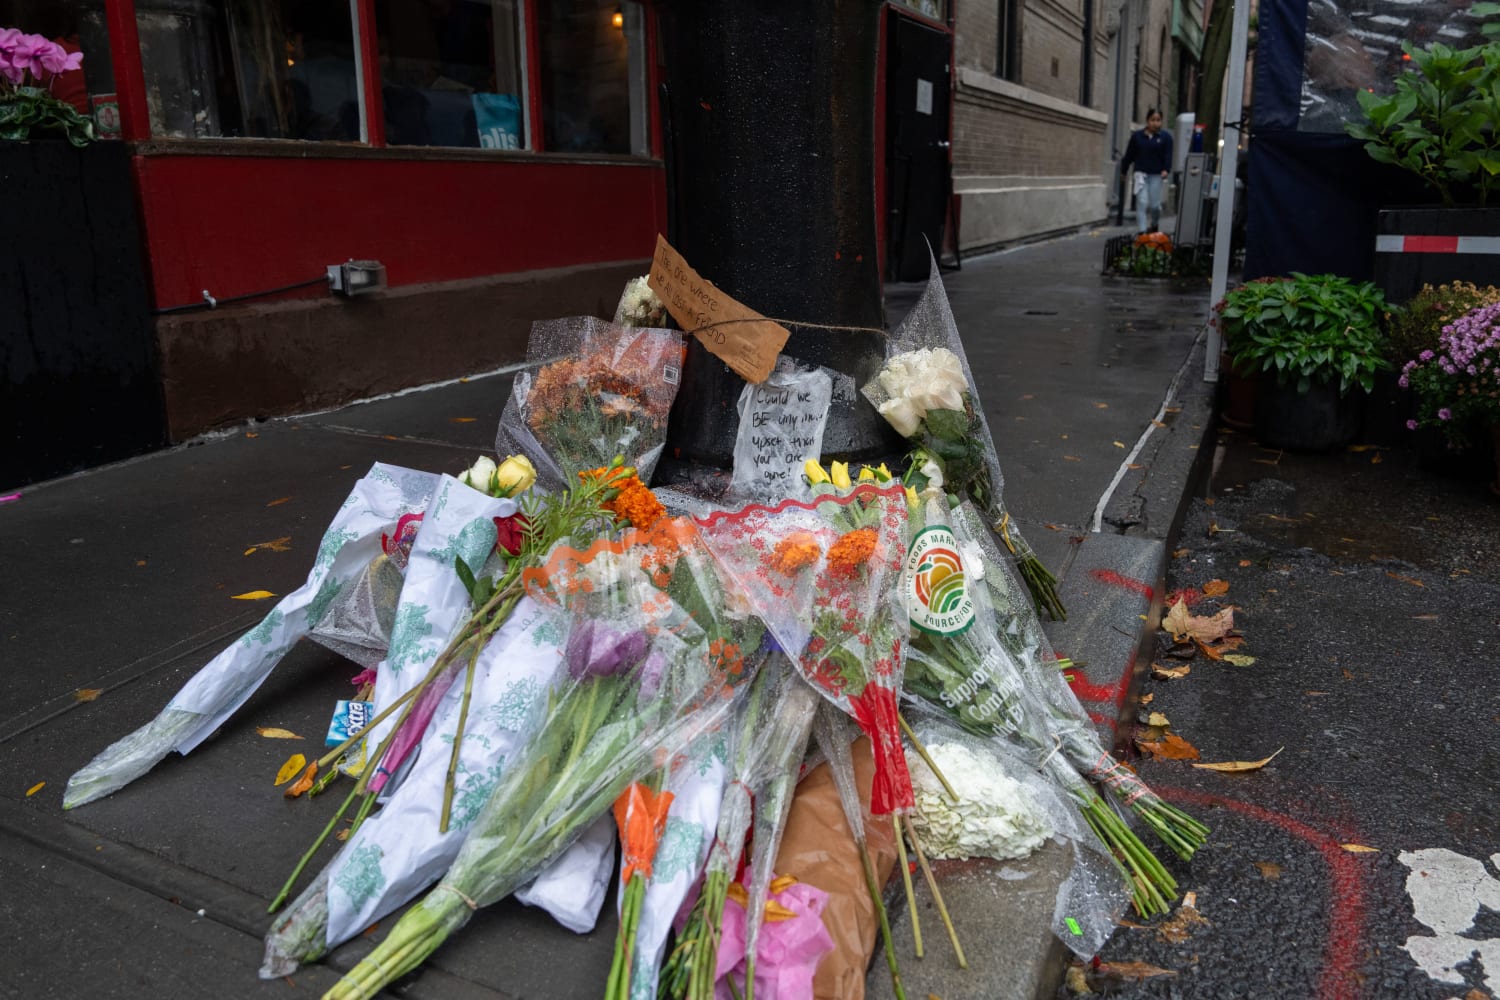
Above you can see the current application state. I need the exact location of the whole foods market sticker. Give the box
[905,526,975,636]
[648,235,789,384]
[730,366,832,500]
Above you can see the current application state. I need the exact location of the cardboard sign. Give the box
[730,366,832,498]
[647,235,789,384]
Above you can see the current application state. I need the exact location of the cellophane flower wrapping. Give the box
[495,317,684,489]
[947,500,1161,810]
[695,484,915,816]
[63,463,437,810]
[261,595,567,975]
[360,474,522,795]
[859,255,1047,573]
[616,729,730,1000]
[899,494,1127,953]
[324,516,761,999]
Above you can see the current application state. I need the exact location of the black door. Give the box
[886,13,953,282]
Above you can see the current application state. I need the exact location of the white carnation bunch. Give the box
[906,740,1052,861]
[614,275,666,328]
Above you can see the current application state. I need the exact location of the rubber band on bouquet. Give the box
[1088,751,1150,807]
[996,510,1042,565]
[434,883,480,911]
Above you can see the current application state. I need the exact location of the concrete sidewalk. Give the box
[0,226,1216,999]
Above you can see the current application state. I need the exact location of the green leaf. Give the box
[454,555,479,601]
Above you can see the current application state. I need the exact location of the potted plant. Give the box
[1368,281,1500,445]
[1220,273,1391,451]
[0,28,95,145]
[1345,38,1500,303]
[1399,300,1500,495]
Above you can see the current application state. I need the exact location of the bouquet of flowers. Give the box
[322,499,762,999]
[694,467,915,818]
[1400,300,1500,453]
[614,274,668,329]
[862,258,1065,620]
[900,490,1205,925]
[64,463,439,810]
[0,27,94,145]
[496,317,684,488]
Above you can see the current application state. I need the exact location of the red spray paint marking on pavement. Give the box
[1090,568,1155,600]
[1067,648,1137,718]
[1155,786,1368,1000]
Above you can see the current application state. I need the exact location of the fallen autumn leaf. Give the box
[1152,663,1191,680]
[26,781,45,797]
[275,753,307,786]
[1202,579,1230,597]
[1191,747,1283,772]
[74,688,102,703]
[1162,598,1235,644]
[1254,861,1282,880]
[232,590,278,601]
[1136,733,1200,760]
[1341,844,1379,854]
[256,727,302,740]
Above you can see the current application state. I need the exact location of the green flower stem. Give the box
[898,713,958,802]
[269,783,368,913]
[439,637,486,833]
[860,837,908,1000]
[891,813,923,958]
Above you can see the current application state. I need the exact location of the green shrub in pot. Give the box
[1219,273,1392,395]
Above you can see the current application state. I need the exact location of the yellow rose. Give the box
[830,461,852,490]
[493,454,537,497]
[803,460,830,485]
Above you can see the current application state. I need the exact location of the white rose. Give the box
[878,396,923,437]
[919,458,945,490]
[908,380,965,414]
[459,455,497,492]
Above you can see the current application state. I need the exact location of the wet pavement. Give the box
[1074,429,1500,999]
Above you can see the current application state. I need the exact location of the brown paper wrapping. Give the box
[773,736,898,1000]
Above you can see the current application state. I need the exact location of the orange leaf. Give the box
[256,726,302,740]
[266,497,292,507]
[1152,663,1191,680]
[1100,960,1176,982]
[1201,579,1230,597]
[449,417,477,423]
[1136,733,1200,760]
[1255,861,1282,879]
[285,762,318,798]
[1341,843,1379,854]
[1238,559,1252,567]
[245,536,292,555]
[1063,455,1082,462]
[26,781,45,797]
[74,688,102,703]
[232,590,277,601]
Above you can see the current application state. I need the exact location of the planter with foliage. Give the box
[1346,36,1500,303]
[1399,300,1500,494]
[0,28,95,145]
[1218,273,1391,452]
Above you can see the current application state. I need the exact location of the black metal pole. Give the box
[655,0,901,473]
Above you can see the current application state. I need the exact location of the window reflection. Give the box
[0,0,117,129]
[537,0,648,156]
[133,0,360,140]
[376,0,526,148]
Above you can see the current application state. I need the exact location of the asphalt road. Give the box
[1070,427,1500,1000]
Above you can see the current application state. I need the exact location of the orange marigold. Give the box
[609,478,666,531]
[826,527,877,577]
[769,532,822,575]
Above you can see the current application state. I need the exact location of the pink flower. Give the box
[1438,408,1453,421]
[36,40,83,76]
[1406,419,1418,431]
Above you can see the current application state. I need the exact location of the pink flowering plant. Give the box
[0,27,94,146]
[1400,301,1500,445]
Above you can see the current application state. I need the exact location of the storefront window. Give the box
[893,0,947,21]
[537,0,649,156]
[0,0,120,136]
[376,0,527,148]
[134,0,360,140]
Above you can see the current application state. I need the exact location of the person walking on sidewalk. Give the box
[1121,109,1173,234]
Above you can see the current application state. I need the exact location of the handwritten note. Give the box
[647,235,789,384]
[730,366,833,499]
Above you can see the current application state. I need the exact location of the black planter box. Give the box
[1373,206,1500,306]
[1254,378,1363,453]
[0,140,165,489]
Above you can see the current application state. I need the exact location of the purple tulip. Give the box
[636,648,669,703]
[565,619,649,682]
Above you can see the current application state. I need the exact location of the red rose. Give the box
[493,513,529,556]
